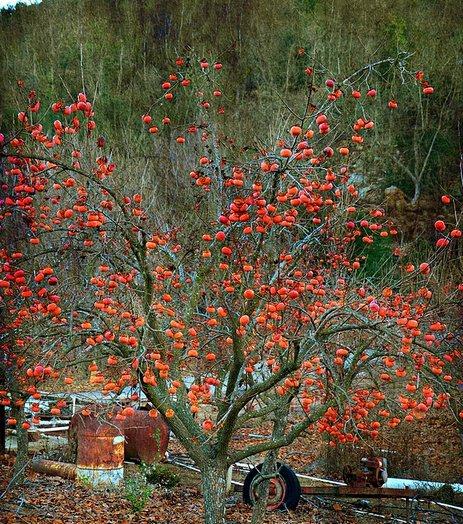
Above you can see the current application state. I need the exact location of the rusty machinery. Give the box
[342,456,388,488]
[243,456,390,510]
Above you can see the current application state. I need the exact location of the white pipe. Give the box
[384,478,463,494]
[351,508,408,523]
[168,458,243,486]
[430,500,463,512]
[296,473,346,486]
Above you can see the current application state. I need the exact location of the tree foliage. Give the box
[1,48,462,522]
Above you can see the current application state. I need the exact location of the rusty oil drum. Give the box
[74,412,125,487]
[118,408,169,464]
[69,407,169,466]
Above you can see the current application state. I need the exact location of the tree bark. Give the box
[250,451,277,524]
[201,459,228,524]
[11,404,28,486]
[0,329,6,454]
[0,404,5,454]
[411,180,421,206]
[251,401,290,524]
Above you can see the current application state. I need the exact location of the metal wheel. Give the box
[243,462,301,511]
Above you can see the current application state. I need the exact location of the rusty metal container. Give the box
[73,412,124,487]
[69,406,170,465]
[119,408,169,464]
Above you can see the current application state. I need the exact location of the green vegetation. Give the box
[1,0,461,208]
[141,462,180,490]
[124,473,154,512]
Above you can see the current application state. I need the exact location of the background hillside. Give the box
[1,0,462,234]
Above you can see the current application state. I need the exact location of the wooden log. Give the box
[31,458,76,479]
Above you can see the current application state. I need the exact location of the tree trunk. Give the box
[0,404,5,454]
[250,450,276,524]
[11,404,28,486]
[251,401,290,524]
[411,180,421,206]
[201,460,228,524]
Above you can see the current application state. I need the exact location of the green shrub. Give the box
[124,474,153,512]
[141,462,180,490]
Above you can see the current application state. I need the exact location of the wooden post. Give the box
[226,465,233,493]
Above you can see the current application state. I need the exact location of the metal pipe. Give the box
[384,478,463,493]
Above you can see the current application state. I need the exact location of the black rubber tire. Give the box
[242,462,301,510]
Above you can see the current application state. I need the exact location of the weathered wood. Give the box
[31,458,76,479]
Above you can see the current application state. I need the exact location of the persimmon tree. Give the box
[1,56,462,523]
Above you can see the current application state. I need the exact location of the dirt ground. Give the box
[0,456,409,524]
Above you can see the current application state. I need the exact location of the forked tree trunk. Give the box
[201,459,228,524]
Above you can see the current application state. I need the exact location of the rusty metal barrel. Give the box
[69,406,169,465]
[119,408,169,464]
[73,412,124,487]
